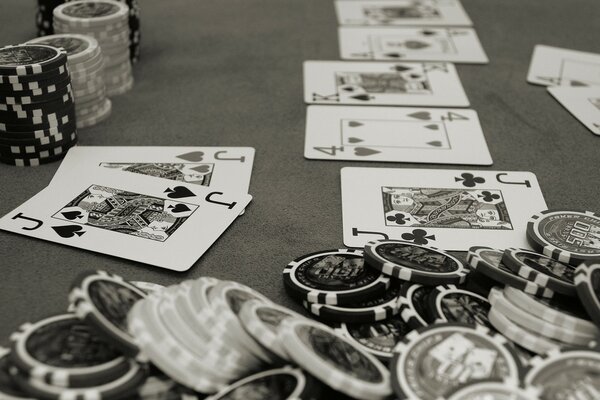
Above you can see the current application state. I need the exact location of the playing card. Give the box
[341,167,547,251]
[51,146,255,193]
[339,26,488,63]
[0,168,252,271]
[304,61,470,107]
[547,86,600,136]
[335,0,472,27]
[527,45,600,86]
[305,106,492,165]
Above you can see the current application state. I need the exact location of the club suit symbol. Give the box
[401,229,435,245]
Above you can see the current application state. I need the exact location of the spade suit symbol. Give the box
[52,225,85,238]
[164,186,196,199]
[61,211,83,220]
[168,204,192,213]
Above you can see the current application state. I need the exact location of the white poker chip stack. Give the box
[53,0,134,98]
[27,34,112,129]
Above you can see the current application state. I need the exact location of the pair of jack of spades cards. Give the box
[528,45,600,136]
[0,147,255,271]
[341,167,547,251]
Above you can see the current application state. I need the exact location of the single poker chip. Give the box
[0,79,71,102]
[0,109,75,132]
[526,209,600,266]
[502,248,577,296]
[9,313,130,388]
[0,150,70,167]
[54,1,130,28]
[574,263,600,329]
[278,318,392,400]
[302,280,402,324]
[186,278,263,374]
[524,347,600,399]
[0,347,34,400]
[487,307,561,355]
[442,380,541,400]
[205,367,323,400]
[9,360,146,400]
[397,282,435,329]
[68,270,147,357]
[364,240,469,285]
[0,139,75,160]
[0,63,68,85]
[503,286,599,336]
[335,314,413,361]
[0,133,77,157]
[128,297,227,394]
[488,288,595,346]
[426,284,492,328]
[131,281,165,295]
[283,249,391,305]
[207,280,280,365]
[466,246,555,298]
[238,299,305,361]
[27,34,100,65]
[0,122,76,141]
[154,289,245,382]
[0,45,68,76]
[391,323,524,400]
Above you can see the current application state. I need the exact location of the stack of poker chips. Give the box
[28,34,112,128]
[0,270,393,400]
[54,0,134,97]
[0,44,77,167]
[66,0,141,63]
[36,0,64,37]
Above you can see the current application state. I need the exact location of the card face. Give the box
[527,45,600,86]
[335,0,472,26]
[51,146,255,193]
[341,167,547,251]
[304,61,470,107]
[338,26,488,63]
[548,86,600,136]
[305,106,492,165]
[0,169,252,271]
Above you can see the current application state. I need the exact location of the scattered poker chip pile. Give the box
[54,0,134,97]
[0,270,392,400]
[283,208,600,399]
[27,34,111,129]
[0,44,78,167]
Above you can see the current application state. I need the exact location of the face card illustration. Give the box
[304,61,469,107]
[341,167,547,251]
[527,45,600,86]
[547,86,600,136]
[335,0,473,27]
[0,168,252,271]
[304,106,492,165]
[51,146,255,193]
[339,27,488,63]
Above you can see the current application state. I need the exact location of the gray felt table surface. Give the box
[0,0,598,340]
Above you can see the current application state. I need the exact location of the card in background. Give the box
[527,45,600,86]
[51,146,255,193]
[335,0,472,27]
[339,26,488,63]
[341,167,546,251]
[305,106,492,165]
[304,60,470,107]
[548,86,600,136]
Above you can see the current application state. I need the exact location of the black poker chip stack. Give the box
[0,44,78,167]
[36,0,65,37]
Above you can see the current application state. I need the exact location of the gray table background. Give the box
[0,0,598,340]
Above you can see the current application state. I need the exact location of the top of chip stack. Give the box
[53,0,133,97]
[0,44,78,167]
